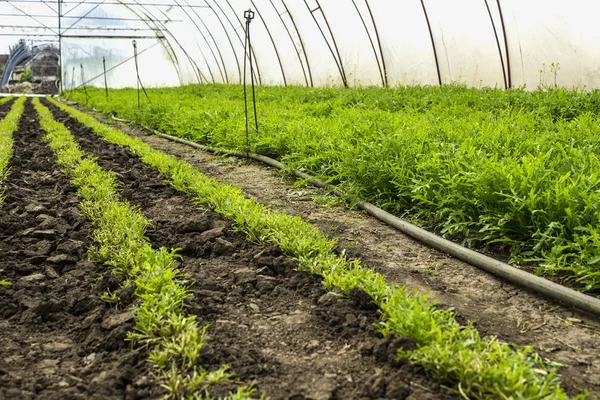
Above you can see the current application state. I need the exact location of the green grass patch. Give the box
[0,96,25,209]
[49,96,586,400]
[68,84,600,292]
[0,96,15,106]
[33,97,255,400]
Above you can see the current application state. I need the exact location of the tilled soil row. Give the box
[0,97,15,114]
[44,100,456,399]
[0,100,161,400]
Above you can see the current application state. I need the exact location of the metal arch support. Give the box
[314,0,347,87]
[113,2,185,85]
[280,0,313,87]
[419,0,442,86]
[483,0,508,89]
[1,42,32,86]
[350,0,385,87]
[1,44,60,86]
[182,0,230,84]
[496,0,512,88]
[172,0,225,83]
[116,0,205,84]
[364,0,388,87]
[210,0,251,84]
[250,0,287,86]
[133,2,208,84]
[268,0,309,87]
[223,0,262,85]
[151,0,216,82]
[303,0,347,87]
[206,1,242,83]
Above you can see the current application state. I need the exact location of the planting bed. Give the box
[43,98,455,399]
[71,85,600,292]
[0,100,159,399]
[3,95,598,398]
[78,103,600,397]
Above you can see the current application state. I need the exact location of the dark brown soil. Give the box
[0,100,160,400]
[42,100,457,399]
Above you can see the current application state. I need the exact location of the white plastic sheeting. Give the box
[1,0,600,89]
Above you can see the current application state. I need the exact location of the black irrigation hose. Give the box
[108,115,600,317]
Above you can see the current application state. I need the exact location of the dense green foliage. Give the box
[0,96,24,208]
[51,96,583,400]
[19,67,32,83]
[70,84,600,291]
[34,98,254,400]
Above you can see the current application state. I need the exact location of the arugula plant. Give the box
[67,84,600,292]
[0,96,25,209]
[34,97,254,400]
[49,96,587,400]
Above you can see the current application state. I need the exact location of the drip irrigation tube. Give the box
[108,114,600,317]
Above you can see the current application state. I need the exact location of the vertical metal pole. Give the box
[80,63,89,104]
[58,0,63,93]
[243,9,258,156]
[133,40,139,108]
[243,18,249,155]
[69,65,74,99]
[132,40,151,106]
[224,0,263,85]
[103,56,108,99]
[249,23,258,134]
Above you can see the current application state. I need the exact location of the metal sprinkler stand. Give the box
[132,39,150,108]
[103,56,108,99]
[133,40,140,108]
[243,8,258,157]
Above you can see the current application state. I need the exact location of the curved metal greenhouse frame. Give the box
[0,0,597,89]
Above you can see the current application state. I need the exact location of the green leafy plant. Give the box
[19,68,33,83]
[49,96,585,400]
[0,96,25,209]
[66,83,600,292]
[34,97,254,400]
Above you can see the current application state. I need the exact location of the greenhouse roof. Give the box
[0,0,598,89]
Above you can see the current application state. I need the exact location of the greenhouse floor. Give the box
[2,97,599,398]
[0,101,158,399]
[99,110,600,396]
[1,99,456,399]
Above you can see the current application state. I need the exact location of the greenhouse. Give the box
[1,1,600,399]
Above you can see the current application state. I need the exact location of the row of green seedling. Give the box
[49,96,583,400]
[33,98,255,400]
[68,85,600,292]
[0,96,25,208]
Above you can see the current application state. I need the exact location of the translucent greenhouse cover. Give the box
[1,0,600,90]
